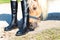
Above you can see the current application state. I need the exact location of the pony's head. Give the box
[28,0,42,30]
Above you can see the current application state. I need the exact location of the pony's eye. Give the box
[33,7,36,10]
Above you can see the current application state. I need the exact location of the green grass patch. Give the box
[0,0,10,4]
[0,0,20,4]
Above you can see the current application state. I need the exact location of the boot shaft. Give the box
[21,0,29,29]
[11,0,18,26]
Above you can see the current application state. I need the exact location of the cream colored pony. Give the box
[27,0,48,30]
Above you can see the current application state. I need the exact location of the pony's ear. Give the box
[34,0,38,2]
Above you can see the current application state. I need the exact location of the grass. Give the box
[0,0,10,4]
[12,28,60,40]
[0,0,20,4]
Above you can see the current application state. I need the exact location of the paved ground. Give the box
[48,0,60,13]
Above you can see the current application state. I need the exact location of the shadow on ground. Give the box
[0,14,11,24]
[0,12,60,27]
[0,14,23,28]
[46,12,60,20]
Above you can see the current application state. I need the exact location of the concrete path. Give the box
[48,0,60,13]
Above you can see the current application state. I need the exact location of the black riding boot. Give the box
[16,0,29,36]
[4,0,18,31]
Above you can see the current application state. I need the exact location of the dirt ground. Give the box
[0,1,60,40]
[0,20,60,40]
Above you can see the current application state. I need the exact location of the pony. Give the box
[28,0,48,30]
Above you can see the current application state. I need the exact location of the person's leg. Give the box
[4,0,18,31]
[16,0,29,36]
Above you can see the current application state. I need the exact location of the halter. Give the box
[25,12,42,20]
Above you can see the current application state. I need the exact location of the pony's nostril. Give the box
[33,7,36,10]
[34,0,36,1]
[29,23,33,27]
